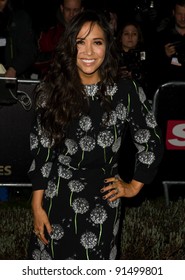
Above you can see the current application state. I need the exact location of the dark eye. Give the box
[76,39,84,45]
[94,40,103,45]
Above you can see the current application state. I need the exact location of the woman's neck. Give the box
[79,73,101,85]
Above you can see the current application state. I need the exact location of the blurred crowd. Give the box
[1,0,185,100]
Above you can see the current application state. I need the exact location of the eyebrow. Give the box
[76,37,104,40]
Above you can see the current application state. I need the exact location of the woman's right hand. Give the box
[31,190,52,244]
[32,206,52,245]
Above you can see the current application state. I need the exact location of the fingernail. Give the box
[100,188,104,193]
[104,179,107,182]
[103,196,106,200]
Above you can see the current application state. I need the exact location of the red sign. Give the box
[166,120,185,150]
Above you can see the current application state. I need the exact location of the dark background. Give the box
[12,0,174,33]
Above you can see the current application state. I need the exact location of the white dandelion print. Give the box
[58,154,71,165]
[134,129,151,152]
[50,224,64,258]
[116,103,127,122]
[97,130,114,162]
[50,224,64,240]
[79,116,92,132]
[65,139,78,155]
[45,180,57,217]
[41,162,52,178]
[38,238,45,251]
[138,151,155,166]
[80,232,98,260]
[146,112,157,128]
[45,180,57,198]
[90,205,108,245]
[57,166,72,195]
[30,133,39,150]
[145,112,160,140]
[58,154,77,171]
[40,132,54,161]
[106,83,118,99]
[84,84,99,99]
[108,198,121,226]
[32,243,52,260]
[41,250,52,260]
[108,198,120,208]
[78,136,95,167]
[72,198,89,234]
[32,249,41,260]
[40,133,53,148]
[102,111,118,146]
[102,111,117,127]
[68,180,85,206]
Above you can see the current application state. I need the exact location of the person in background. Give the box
[27,10,163,260]
[0,0,37,202]
[116,20,154,99]
[156,0,185,84]
[0,0,37,78]
[103,7,118,37]
[34,0,84,78]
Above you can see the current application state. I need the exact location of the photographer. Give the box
[0,0,37,78]
[156,0,185,83]
[116,20,153,99]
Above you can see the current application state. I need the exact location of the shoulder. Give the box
[117,78,138,93]
[112,78,141,105]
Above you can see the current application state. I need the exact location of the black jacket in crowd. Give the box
[0,8,37,77]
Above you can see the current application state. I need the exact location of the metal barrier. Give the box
[0,79,40,193]
[152,81,185,205]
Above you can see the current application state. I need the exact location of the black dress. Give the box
[27,78,163,260]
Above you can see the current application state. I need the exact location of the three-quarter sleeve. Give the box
[123,80,164,184]
[28,112,55,190]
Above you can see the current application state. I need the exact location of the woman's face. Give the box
[0,0,8,12]
[76,21,106,84]
[121,25,139,52]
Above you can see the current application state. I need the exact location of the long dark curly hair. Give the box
[35,9,119,145]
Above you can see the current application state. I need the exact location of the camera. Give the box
[135,0,155,13]
[171,39,185,65]
[119,49,146,81]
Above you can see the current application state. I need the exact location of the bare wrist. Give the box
[130,180,144,191]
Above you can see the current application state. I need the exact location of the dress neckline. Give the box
[83,83,118,99]
[83,84,99,98]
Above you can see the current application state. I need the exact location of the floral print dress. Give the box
[27,78,163,260]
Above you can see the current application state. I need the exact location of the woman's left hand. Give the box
[101,177,144,202]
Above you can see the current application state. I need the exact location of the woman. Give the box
[27,10,163,260]
[117,20,157,100]
[117,21,145,81]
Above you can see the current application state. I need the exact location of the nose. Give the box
[69,10,75,19]
[85,42,93,55]
[127,33,133,40]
